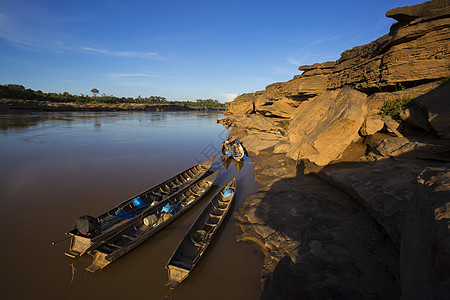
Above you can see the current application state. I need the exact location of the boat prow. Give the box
[85,250,109,273]
[167,265,190,287]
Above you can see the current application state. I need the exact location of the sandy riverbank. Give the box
[0,99,225,112]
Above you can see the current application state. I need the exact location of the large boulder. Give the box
[414,82,450,139]
[286,88,367,166]
[400,164,450,298]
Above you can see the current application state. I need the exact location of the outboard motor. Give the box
[71,215,100,236]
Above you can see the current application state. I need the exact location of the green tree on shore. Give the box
[91,88,99,97]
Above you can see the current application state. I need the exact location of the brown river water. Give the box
[0,111,262,300]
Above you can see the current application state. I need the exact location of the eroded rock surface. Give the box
[235,154,401,299]
[400,164,450,299]
[226,1,450,298]
[318,159,435,249]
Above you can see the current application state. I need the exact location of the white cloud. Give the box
[82,47,159,59]
[0,4,81,52]
[284,34,347,67]
[0,11,28,46]
[223,93,238,102]
[286,56,300,65]
[107,73,159,78]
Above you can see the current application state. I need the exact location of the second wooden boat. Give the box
[221,140,233,161]
[166,178,236,287]
[65,155,216,259]
[85,170,220,272]
[231,140,244,161]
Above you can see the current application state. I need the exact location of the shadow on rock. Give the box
[236,154,401,299]
[235,148,449,299]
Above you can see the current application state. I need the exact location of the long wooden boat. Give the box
[65,155,216,259]
[166,178,236,287]
[231,140,244,161]
[85,170,220,272]
[221,140,232,161]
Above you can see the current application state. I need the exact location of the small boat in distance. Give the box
[85,171,220,273]
[166,178,236,288]
[221,137,245,162]
[221,140,233,161]
[231,139,244,161]
[65,155,216,259]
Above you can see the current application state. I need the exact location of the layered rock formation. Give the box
[226,0,450,166]
[227,1,450,299]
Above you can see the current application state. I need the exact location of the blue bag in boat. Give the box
[115,209,134,219]
[225,150,232,155]
[133,197,145,208]
[161,203,177,214]
[223,188,234,198]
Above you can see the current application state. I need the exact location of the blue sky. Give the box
[0,0,426,102]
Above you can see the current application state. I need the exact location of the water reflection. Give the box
[0,112,65,131]
[0,111,262,300]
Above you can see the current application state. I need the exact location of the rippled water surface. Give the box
[0,111,262,300]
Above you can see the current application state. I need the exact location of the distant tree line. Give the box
[0,84,225,108]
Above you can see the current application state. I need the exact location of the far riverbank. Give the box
[0,99,225,112]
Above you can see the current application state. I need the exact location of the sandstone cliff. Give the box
[228,1,450,299]
[227,0,450,166]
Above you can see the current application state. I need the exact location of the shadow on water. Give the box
[243,144,449,299]
[0,111,262,300]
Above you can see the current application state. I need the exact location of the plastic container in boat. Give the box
[143,214,158,226]
[223,188,234,198]
[115,209,134,219]
[133,197,145,208]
